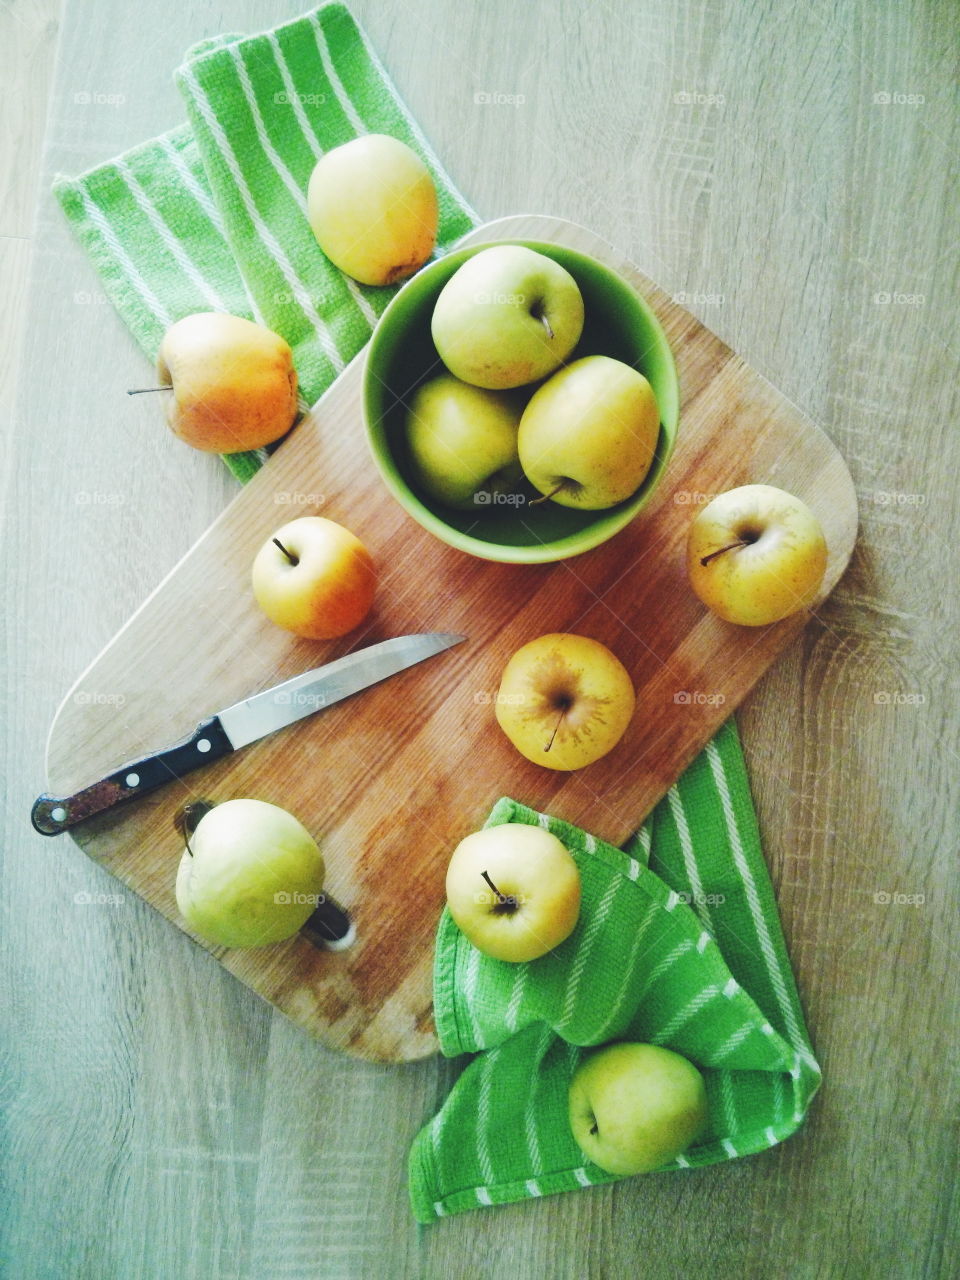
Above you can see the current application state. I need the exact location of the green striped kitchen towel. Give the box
[54,2,476,482]
[51,3,820,1223]
[409,719,821,1221]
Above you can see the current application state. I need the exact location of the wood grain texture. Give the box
[3,0,958,1275]
[40,216,857,1062]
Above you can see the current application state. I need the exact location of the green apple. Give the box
[495,633,635,771]
[569,1043,709,1175]
[175,799,325,948]
[518,355,661,509]
[405,373,526,509]
[445,822,581,962]
[431,245,585,389]
[686,484,828,625]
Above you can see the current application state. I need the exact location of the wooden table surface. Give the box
[2,2,957,1276]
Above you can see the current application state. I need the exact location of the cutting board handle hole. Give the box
[301,897,355,951]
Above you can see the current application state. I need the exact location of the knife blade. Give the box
[31,632,465,836]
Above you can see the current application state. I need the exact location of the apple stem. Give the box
[481,869,518,911]
[174,799,216,857]
[127,386,172,395]
[530,482,566,507]
[272,538,298,566]
[539,313,554,341]
[544,707,566,753]
[700,538,752,567]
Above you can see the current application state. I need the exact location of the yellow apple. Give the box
[156,312,298,453]
[175,799,325,948]
[405,373,526,509]
[445,822,581,962]
[518,355,660,509]
[495,633,635,770]
[686,484,828,625]
[430,245,585,389]
[252,516,376,640]
[307,134,438,286]
[569,1043,709,1175]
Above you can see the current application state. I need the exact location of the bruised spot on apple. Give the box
[445,823,581,962]
[496,634,636,771]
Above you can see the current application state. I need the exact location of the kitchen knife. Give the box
[31,632,465,836]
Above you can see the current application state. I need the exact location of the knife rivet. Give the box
[125,772,140,787]
[51,806,67,823]
[196,738,211,753]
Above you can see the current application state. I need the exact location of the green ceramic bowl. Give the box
[362,240,679,563]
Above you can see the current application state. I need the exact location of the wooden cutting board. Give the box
[43,216,857,1063]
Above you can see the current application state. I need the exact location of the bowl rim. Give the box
[362,238,680,564]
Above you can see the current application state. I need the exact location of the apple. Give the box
[495,633,635,771]
[518,355,660,509]
[445,822,581,962]
[252,516,376,640]
[153,312,298,453]
[568,1043,709,1175]
[307,134,438,286]
[686,484,828,626]
[175,799,326,948]
[404,373,526,509]
[430,245,585,389]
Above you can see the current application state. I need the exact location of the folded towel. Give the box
[54,3,475,481]
[410,721,820,1221]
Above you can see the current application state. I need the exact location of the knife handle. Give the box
[31,716,233,836]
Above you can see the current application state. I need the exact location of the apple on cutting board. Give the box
[495,633,636,771]
[175,799,326,948]
[686,484,828,626]
[252,516,376,640]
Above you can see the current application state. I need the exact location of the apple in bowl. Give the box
[363,238,679,564]
[430,244,585,389]
[404,373,526,510]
